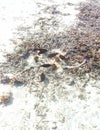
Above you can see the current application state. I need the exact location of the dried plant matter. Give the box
[59,54,67,60]
[1,0,99,88]
[48,52,59,58]
[40,64,52,68]
[0,92,11,104]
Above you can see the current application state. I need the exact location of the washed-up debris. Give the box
[34,55,40,62]
[1,1,99,89]
[0,92,11,105]
[34,48,48,54]
[0,76,11,84]
[40,64,52,68]
[59,54,67,60]
[40,73,45,82]
[48,52,59,58]
[0,84,12,105]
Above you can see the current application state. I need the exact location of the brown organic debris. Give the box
[40,64,52,68]
[59,54,67,60]
[48,52,59,58]
[34,55,40,62]
[1,0,99,89]
[0,93,11,104]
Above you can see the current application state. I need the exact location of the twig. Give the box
[63,59,86,69]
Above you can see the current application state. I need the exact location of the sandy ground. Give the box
[0,0,100,130]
